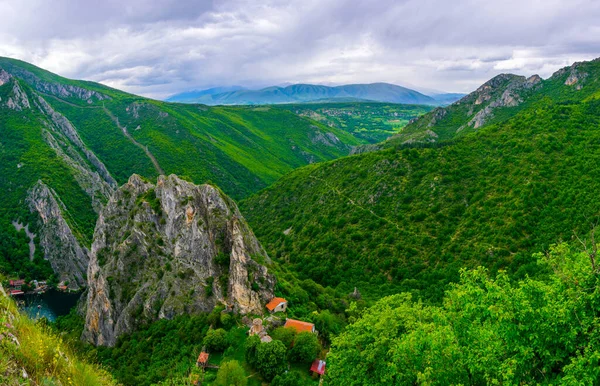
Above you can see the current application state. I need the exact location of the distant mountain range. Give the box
[166,82,464,106]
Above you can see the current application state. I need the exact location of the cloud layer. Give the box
[1,0,598,98]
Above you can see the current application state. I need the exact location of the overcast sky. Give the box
[0,0,598,99]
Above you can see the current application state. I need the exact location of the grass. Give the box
[0,283,117,385]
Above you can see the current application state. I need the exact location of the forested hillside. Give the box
[241,58,600,301]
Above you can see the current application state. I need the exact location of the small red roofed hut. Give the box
[310,359,326,376]
[284,319,315,334]
[266,297,288,313]
[197,351,209,368]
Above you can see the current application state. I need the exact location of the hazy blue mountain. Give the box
[165,85,246,103]
[167,82,442,105]
[429,92,466,105]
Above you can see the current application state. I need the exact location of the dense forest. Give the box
[241,60,600,302]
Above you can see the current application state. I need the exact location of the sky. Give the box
[0,0,598,99]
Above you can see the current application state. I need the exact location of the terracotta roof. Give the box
[9,280,25,286]
[310,359,326,375]
[9,290,24,296]
[265,297,287,311]
[197,352,209,364]
[284,319,314,333]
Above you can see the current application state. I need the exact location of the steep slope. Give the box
[168,82,438,105]
[363,58,600,151]
[83,175,274,346]
[0,282,117,385]
[240,57,600,301]
[0,56,361,283]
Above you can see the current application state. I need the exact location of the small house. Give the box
[9,279,25,290]
[266,297,288,313]
[9,289,24,296]
[197,351,209,368]
[260,335,273,343]
[310,359,326,376]
[284,319,315,334]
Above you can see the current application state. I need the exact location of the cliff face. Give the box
[82,174,274,346]
[27,181,89,289]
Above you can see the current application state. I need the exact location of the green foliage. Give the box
[241,92,600,302]
[326,243,600,385]
[271,371,312,386]
[215,360,247,386]
[271,326,297,349]
[0,280,117,385]
[244,334,261,368]
[279,102,432,143]
[204,328,229,352]
[289,332,321,364]
[94,314,209,386]
[254,340,288,381]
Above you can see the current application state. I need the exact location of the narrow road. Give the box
[102,106,165,175]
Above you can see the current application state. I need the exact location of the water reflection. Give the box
[20,289,81,322]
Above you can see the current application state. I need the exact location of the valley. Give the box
[2,55,600,385]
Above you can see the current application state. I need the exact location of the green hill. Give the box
[240,57,600,301]
[0,56,363,280]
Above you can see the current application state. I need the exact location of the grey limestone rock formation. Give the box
[26,181,89,289]
[83,174,275,346]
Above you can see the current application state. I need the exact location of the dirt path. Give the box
[39,92,165,175]
[101,106,165,175]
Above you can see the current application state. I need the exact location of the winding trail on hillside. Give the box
[39,92,165,175]
[309,174,403,231]
[101,106,165,175]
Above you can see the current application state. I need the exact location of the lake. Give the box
[20,289,82,322]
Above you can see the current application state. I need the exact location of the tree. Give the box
[255,340,288,381]
[203,328,228,352]
[289,332,320,363]
[327,244,600,385]
[215,360,247,386]
[271,371,309,386]
[244,334,261,367]
[271,326,296,349]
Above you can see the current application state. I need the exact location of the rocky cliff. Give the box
[82,174,274,346]
[26,181,89,289]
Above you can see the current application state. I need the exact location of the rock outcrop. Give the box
[26,181,89,289]
[83,175,275,346]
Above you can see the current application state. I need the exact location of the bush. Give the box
[203,328,228,352]
[271,371,310,386]
[254,340,288,381]
[215,360,247,386]
[271,326,296,349]
[289,332,321,363]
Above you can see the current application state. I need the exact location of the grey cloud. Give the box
[0,0,599,98]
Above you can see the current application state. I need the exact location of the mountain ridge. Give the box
[167,82,461,105]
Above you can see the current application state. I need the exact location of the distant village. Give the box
[6,278,74,296]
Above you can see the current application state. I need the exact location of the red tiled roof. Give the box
[266,297,287,311]
[9,290,24,296]
[9,280,25,286]
[197,352,209,364]
[284,319,314,333]
[310,359,326,375]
